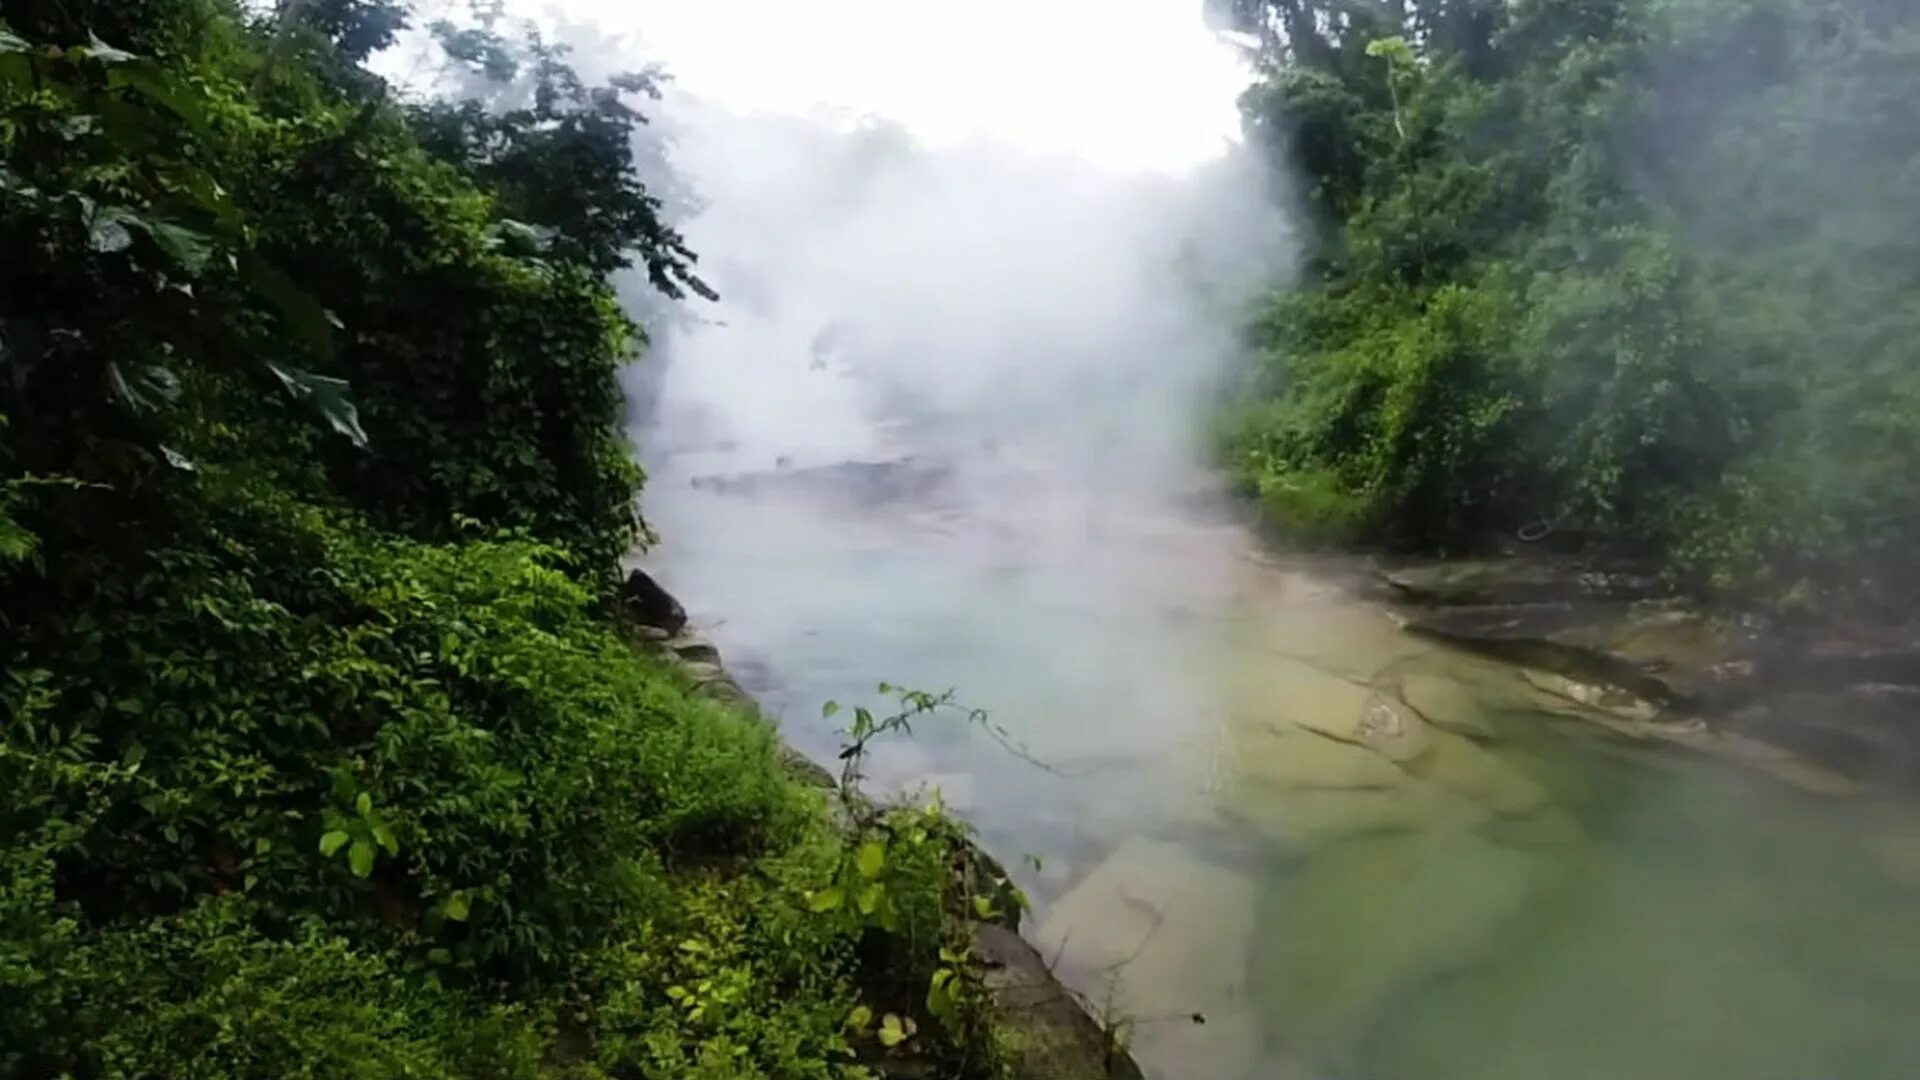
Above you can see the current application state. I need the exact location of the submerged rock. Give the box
[1406,730,1552,817]
[1226,779,1495,853]
[1395,673,1501,740]
[1036,837,1263,1080]
[1245,658,1436,764]
[1232,720,1407,792]
[1252,830,1552,1057]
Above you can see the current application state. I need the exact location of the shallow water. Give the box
[642,464,1920,1080]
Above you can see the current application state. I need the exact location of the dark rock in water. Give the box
[690,458,955,507]
[619,568,687,634]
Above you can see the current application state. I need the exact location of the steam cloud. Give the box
[637,97,1292,517]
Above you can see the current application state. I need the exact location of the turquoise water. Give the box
[644,474,1920,1080]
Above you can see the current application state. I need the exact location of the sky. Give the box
[492,0,1252,173]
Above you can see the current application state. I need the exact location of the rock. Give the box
[1378,554,1920,791]
[664,634,722,665]
[1521,669,1663,723]
[1380,559,1665,607]
[1400,602,1690,710]
[1035,837,1262,1080]
[618,567,687,633]
[679,660,726,685]
[1520,672,1863,796]
[779,746,837,791]
[1226,778,1495,853]
[1252,830,1551,1056]
[1404,730,1553,817]
[695,678,757,710]
[1396,673,1500,739]
[1356,693,1435,764]
[1232,720,1407,792]
[971,924,1145,1080]
[1241,606,1435,684]
[1250,660,1434,764]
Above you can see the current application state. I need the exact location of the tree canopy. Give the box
[1218,0,1920,610]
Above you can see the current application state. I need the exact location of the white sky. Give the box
[513,0,1251,173]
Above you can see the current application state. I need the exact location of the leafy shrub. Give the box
[0,6,1010,1077]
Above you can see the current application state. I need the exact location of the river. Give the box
[638,450,1920,1080]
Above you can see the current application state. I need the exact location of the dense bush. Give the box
[1218,0,1920,608]
[0,3,1005,1075]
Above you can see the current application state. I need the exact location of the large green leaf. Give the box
[241,254,339,361]
[145,219,215,274]
[268,362,369,448]
[108,59,211,137]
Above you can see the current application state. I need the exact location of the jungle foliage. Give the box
[1216,0,1920,609]
[0,2,1005,1075]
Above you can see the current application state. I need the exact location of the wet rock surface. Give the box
[1034,837,1262,1080]
[971,924,1146,1080]
[1375,556,1920,790]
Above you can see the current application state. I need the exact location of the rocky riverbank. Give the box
[1368,556,1920,794]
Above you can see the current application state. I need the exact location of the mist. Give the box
[637,99,1290,513]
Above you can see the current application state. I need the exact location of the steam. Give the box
[640,101,1290,506]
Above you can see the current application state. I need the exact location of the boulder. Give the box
[618,567,687,634]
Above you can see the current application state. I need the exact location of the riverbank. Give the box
[619,569,1145,1080]
[1355,554,1920,794]
[641,462,1920,1079]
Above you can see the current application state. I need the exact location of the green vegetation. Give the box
[0,2,1007,1075]
[1216,0,1920,608]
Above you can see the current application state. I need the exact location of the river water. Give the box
[640,453,1920,1080]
